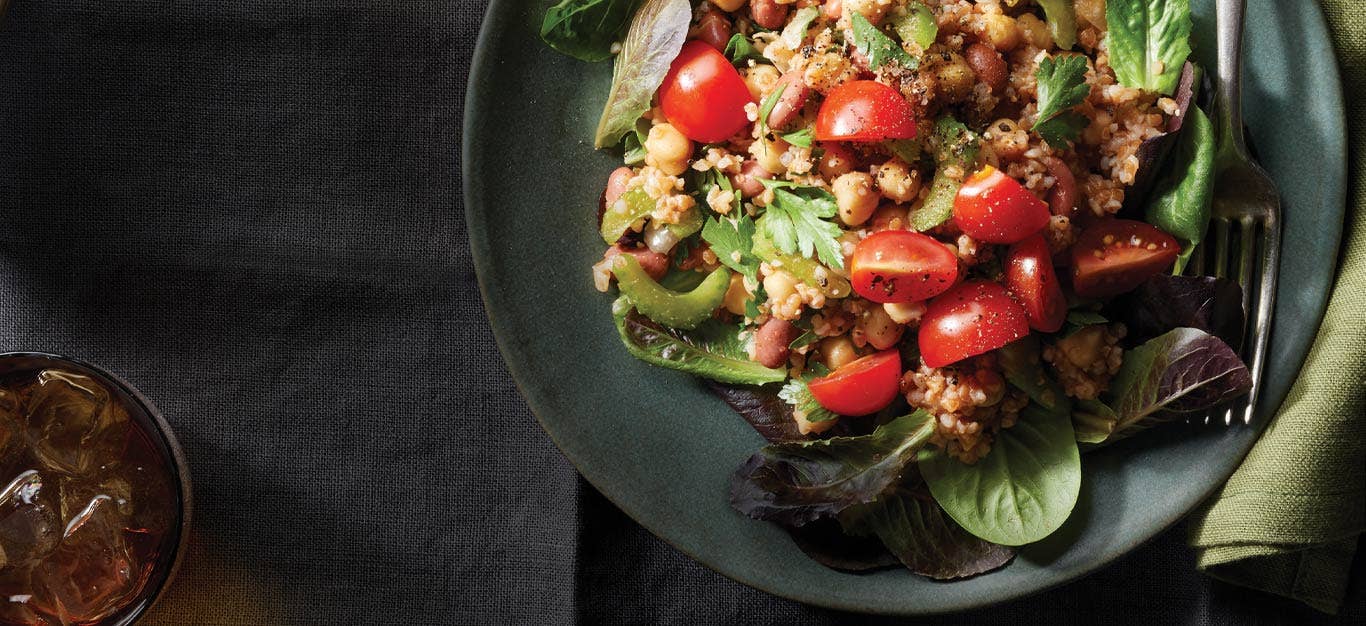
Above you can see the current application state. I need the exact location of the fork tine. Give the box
[1242,216,1281,423]
[1212,218,1231,279]
[1188,241,1206,276]
[1234,217,1257,344]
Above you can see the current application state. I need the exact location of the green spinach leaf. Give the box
[1104,0,1193,95]
[594,0,690,148]
[730,411,937,525]
[1032,55,1090,147]
[541,0,641,62]
[613,298,788,384]
[840,489,1016,579]
[1145,105,1215,272]
[920,403,1081,546]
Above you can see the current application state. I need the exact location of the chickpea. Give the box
[875,159,922,203]
[883,301,926,325]
[980,14,1021,52]
[763,270,798,303]
[712,0,747,12]
[985,118,1029,161]
[743,65,781,102]
[724,273,751,316]
[795,410,838,435]
[859,304,903,350]
[645,123,693,176]
[820,336,859,370]
[817,142,857,179]
[935,54,976,102]
[1016,13,1053,50]
[749,135,789,175]
[832,171,879,226]
[869,204,909,231]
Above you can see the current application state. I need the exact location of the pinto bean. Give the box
[766,72,812,131]
[603,245,669,281]
[754,317,796,368]
[729,159,774,198]
[964,43,1008,93]
[604,167,633,207]
[695,12,733,52]
[750,0,789,30]
[1044,157,1078,216]
[822,0,842,22]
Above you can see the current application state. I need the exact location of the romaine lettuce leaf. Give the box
[594,0,690,148]
[1145,104,1216,272]
[1104,0,1193,95]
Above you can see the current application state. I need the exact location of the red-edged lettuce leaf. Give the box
[839,488,1016,579]
[1112,274,1245,351]
[706,382,805,443]
[784,518,900,572]
[729,412,935,526]
[1122,61,1197,214]
[1103,327,1251,442]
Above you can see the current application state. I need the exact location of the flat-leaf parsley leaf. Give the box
[757,179,846,270]
[1032,55,1090,147]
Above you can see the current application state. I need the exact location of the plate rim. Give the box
[462,0,1348,615]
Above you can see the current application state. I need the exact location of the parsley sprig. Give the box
[756,179,845,270]
[1032,55,1091,147]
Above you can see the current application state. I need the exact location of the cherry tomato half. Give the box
[808,350,902,416]
[1071,219,1180,298]
[1005,234,1067,333]
[659,41,754,143]
[952,165,1051,244]
[813,80,917,142]
[849,231,959,303]
[919,281,1030,368]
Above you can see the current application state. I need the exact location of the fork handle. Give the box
[1216,0,1249,160]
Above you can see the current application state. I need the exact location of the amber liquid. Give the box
[0,368,179,626]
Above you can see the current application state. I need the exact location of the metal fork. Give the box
[1189,0,1282,425]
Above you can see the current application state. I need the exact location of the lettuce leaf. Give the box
[1102,327,1251,442]
[839,488,1016,579]
[1145,104,1216,272]
[1104,0,1193,95]
[593,0,690,148]
[1113,274,1245,351]
[540,0,642,62]
[612,298,787,385]
[729,411,936,526]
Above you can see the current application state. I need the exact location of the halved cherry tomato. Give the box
[952,165,1050,244]
[1071,219,1180,298]
[1005,234,1067,332]
[813,80,917,142]
[849,231,959,303]
[659,41,754,143]
[808,350,902,416]
[919,281,1030,368]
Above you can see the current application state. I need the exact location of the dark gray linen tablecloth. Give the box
[0,1,1360,624]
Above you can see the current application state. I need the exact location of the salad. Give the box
[542,0,1252,579]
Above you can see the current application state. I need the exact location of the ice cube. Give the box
[0,567,42,626]
[0,388,23,470]
[0,470,60,570]
[30,493,142,625]
[23,370,130,477]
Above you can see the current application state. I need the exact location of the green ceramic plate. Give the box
[464,0,1346,614]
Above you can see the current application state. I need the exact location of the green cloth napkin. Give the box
[1187,0,1366,614]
